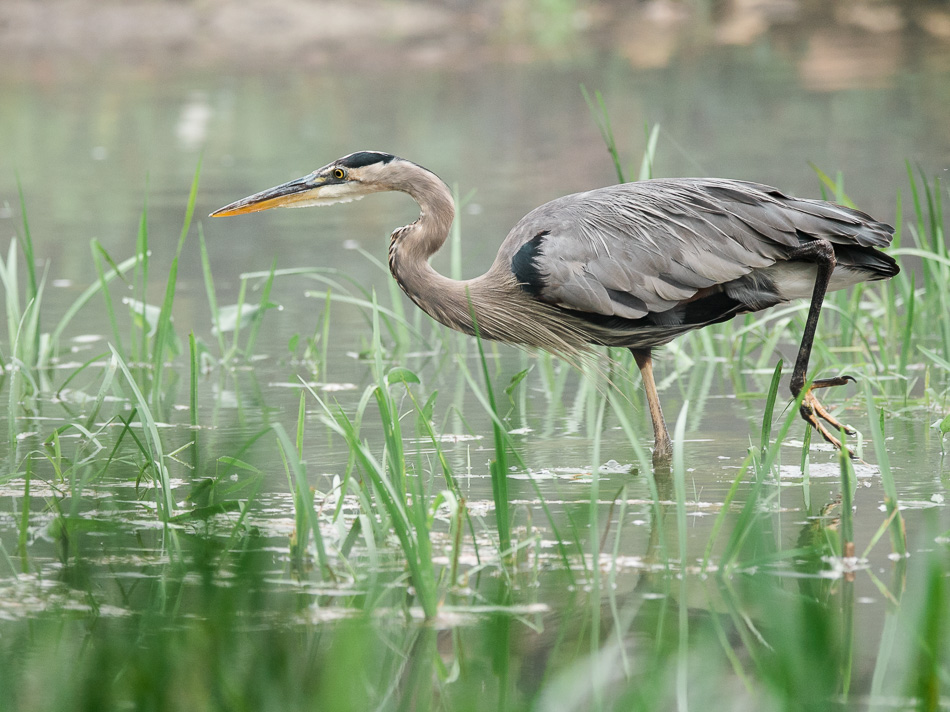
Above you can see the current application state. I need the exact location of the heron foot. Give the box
[798,377,857,456]
[810,374,857,392]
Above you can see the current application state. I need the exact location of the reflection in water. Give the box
[0,2,948,709]
[0,309,944,709]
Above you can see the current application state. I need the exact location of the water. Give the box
[1,4,949,709]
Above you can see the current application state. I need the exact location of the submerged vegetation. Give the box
[0,119,948,710]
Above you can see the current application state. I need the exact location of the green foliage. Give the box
[0,116,947,712]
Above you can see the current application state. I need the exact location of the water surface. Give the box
[1,7,949,709]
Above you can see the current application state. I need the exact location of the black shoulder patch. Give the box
[511,231,549,296]
[338,151,396,169]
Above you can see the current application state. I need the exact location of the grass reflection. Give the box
[5,513,940,711]
[0,136,948,709]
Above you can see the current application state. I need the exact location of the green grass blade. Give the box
[838,441,855,555]
[810,163,857,208]
[322,405,437,617]
[91,240,125,357]
[0,240,22,350]
[608,390,668,564]
[671,401,690,712]
[109,345,175,523]
[581,84,625,183]
[273,421,332,579]
[177,158,202,257]
[150,252,180,403]
[50,251,138,348]
[14,175,38,302]
[371,292,406,495]
[638,123,660,181]
[136,183,150,360]
[151,160,201,401]
[760,360,783,457]
[303,290,429,346]
[295,391,306,458]
[908,553,945,711]
[198,223,227,356]
[587,395,607,691]
[701,454,753,572]
[188,331,199,472]
[241,258,277,359]
[17,456,31,570]
[468,300,511,558]
[863,381,906,555]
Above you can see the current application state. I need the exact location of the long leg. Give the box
[631,348,673,465]
[786,240,856,452]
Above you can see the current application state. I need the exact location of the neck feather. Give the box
[386,162,592,356]
[387,164,476,333]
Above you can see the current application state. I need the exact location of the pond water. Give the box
[1,5,949,709]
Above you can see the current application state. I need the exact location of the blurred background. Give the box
[1,7,948,708]
[2,0,949,312]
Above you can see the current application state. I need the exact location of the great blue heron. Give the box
[212,151,898,464]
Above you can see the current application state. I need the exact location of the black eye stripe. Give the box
[338,151,396,169]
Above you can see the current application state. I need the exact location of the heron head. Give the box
[211,151,400,217]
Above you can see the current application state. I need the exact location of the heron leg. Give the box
[631,348,673,465]
[787,240,856,453]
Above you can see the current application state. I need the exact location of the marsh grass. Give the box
[0,113,947,712]
[110,346,176,524]
[298,299,446,617]
[469,306,512,558]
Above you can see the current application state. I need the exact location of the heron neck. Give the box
[386,166,587,355]
[387,170,488,334]
[401,168,456,262]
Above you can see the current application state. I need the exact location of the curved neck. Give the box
[383,161,590,355]
[387,166,479,334]
[398,165,456,261]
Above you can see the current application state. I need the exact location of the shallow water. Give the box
[1,6,949,709]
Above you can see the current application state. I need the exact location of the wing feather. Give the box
[499,178,894,320]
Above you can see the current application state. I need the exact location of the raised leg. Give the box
[786,241,856,453]
[631,348,673,465]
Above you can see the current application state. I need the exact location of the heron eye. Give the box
[332,168,346,180]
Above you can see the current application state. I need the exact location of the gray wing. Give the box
[503,178,894,320]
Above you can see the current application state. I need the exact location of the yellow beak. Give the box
[211,174,329,217]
